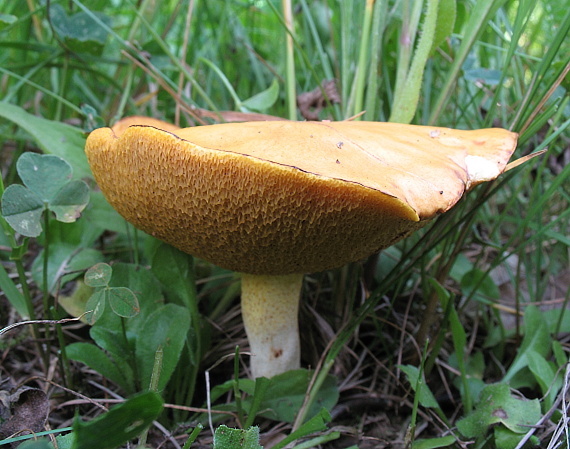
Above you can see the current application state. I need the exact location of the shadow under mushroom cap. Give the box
[85,120,517,275]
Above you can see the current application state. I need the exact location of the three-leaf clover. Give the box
[84,263,140,324]
[1,152,90,237]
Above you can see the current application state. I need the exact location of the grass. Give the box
[0,0,569,448]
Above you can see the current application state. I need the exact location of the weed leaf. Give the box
[70,392,163,449]
[242,78,280,112]
[151,244,194,308]
[1,184,44,237]
[456,383,540,438]
[66,342,131,393]
[0,102,90,179]
[503,306,550,387]
[213,426,262,449]
[237,369,339,423]
[50,4,111,56]
[460,268,499,302]
[412,436,457,449]
[31,244,104,294]
[135,304,191,391]
[17,440,53,449]
[0,14,16,30]
[398,365,439,408]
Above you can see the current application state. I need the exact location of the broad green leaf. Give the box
[50,181,90,223]
[464,67,503,85]
[527,350,555,394]
[0,14,17,30]
[0,262,28,317]
[151,243,195,309]
[18,439,53,449]
[213,426,262,449]
[31,244,103,294]
[244,377,271,428]
[412,436,457,449]
[89,327,136,394]
[1,184,44,237]
[135,304,190,391]
[71,392,163,449]
[82,191,127,235]
[527,350,562,408]
[449,308,466,367]
[108,287,140,318]
[0,102,91,179]
[17,152,72,201]
[241,78,279,112]
[39,209,103,249]
[552,341,568,367]
[503,306,550,387]
[58,280,93,320]
[460,268,499,302]
[238,369,339,423]
[450,351,486,405]
[84,263,112,288]
[66,342,131,392]
[54,433,75,449]
[456,383,541,438]
[49,4,111,56]
[398,365,439,408]
[449,253,474,283]
[81,104,105,132]
[90,327,133,364]
[270,409,331,449]
[494,426,540,449]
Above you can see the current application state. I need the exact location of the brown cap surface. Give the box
[85,120,517,275]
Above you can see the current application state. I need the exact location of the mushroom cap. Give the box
[108,116,181,136]
[85,120,517,275]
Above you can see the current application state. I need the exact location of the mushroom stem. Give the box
[240,272,304,378]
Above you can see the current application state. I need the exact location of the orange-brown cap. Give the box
[85,120,517,275]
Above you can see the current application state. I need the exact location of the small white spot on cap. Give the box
[465,155,501,189]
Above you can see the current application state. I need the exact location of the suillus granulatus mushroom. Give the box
[85,118,518,378]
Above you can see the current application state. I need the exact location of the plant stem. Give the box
[53,306,73,390]
[364,0,388,121]
[390,0,440,124]
[353,0,375,118]
[42,210,50,319]
[282,0,297,120]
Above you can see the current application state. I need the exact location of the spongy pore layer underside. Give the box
[85,121,517,275]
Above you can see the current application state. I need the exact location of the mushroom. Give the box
[85,118,518,379]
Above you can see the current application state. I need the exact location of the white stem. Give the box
[240,273,304,378]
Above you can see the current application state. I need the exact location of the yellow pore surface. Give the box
[85,120,517,275]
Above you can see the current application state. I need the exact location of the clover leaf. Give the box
[84,263,140,324]
[1,152,90,237]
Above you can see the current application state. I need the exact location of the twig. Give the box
[0,315,88,337]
